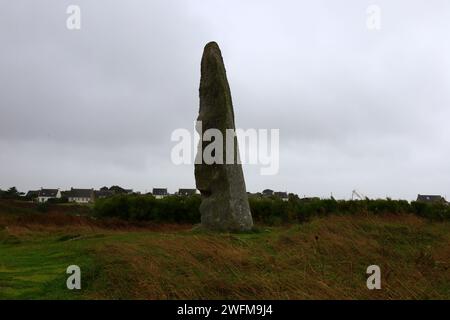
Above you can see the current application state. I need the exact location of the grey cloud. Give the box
[1,0,449,199]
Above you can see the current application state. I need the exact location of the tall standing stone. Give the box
[195,42,253,231]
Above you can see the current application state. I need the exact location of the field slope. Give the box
[0,203,449,299]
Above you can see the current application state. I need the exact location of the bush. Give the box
[47,197,69,204]
[36,202,49,213]
[94,194,201,223]
[249,197,290,225]
[411,201,450,221]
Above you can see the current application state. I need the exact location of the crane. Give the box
[352,189,368,201]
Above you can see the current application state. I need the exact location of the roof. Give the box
[274,191,288,198]
[178,189,197,196]
[67,188,93,198]
[153,188,168,196]
[26,190,39,198]
[95,190,114,198]
[38,189,59,197]
[417,194,446,203]
[262,189,274,195]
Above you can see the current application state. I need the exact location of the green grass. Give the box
[0,213,449,299]
[0,230,97,299]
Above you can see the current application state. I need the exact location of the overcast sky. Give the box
[1,0,449,200]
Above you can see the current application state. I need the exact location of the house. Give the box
[247,192,261,198]
[95,189,114,199]
[416,194,447,204]
[66,188,94,204]
[26,190,39,200]
[274,191,289,201]
[152,188,168,199]
[262,189,274,196]
[37,189,61,203]
[178,188,197,196]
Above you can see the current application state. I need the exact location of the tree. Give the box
[1,187,20,199]
[109,185,126,194]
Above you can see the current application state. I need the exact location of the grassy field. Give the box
[0,201,449,299]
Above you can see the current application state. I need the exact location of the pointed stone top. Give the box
[201,41,225,72]
[204,41,220,53]
[199,41,232,119]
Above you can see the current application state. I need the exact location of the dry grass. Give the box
[82,215,450,299]
[1,201,449,300]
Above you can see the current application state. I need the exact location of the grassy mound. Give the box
[0,209,449,299]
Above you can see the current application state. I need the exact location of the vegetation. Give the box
[1,198,449,299]
[94,194,201,223]
[0,187,22,200]
[93,194,450,224]
[0,206,449,299]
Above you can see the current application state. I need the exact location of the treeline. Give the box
[0,187,24,200]
[250,196,450,223]
[93,194,450,224]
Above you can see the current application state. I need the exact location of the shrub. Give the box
[47,197,69,204]
[411,201,450,221]
[94,194,201,223]
[36,202,49,213]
